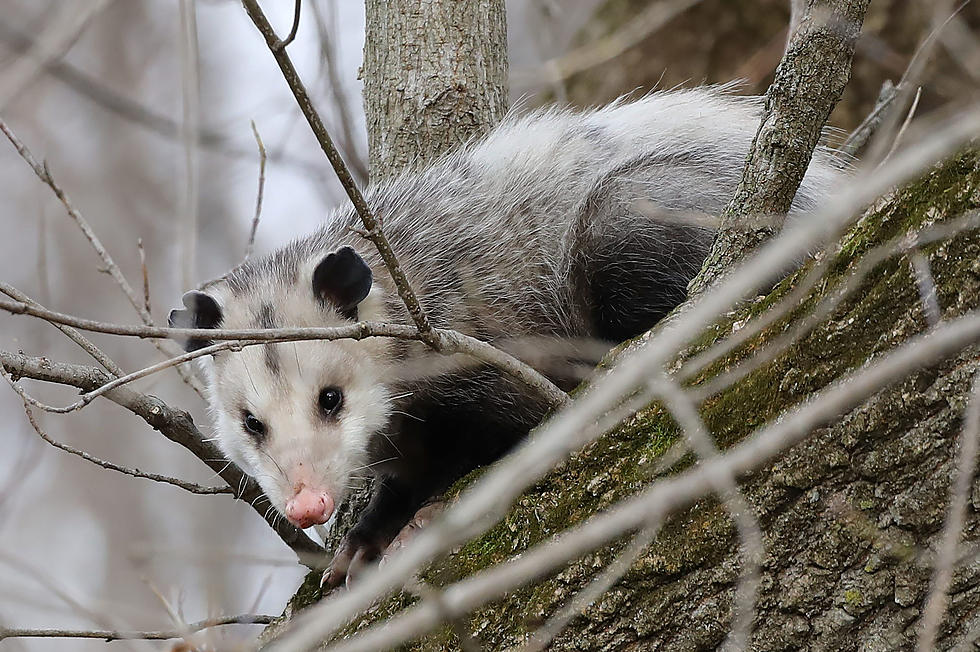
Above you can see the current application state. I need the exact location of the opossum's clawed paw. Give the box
[379,501,446,567]
[320,501,447,590]
[321,534,389,590]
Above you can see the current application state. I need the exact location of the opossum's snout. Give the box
[285,485,335,528]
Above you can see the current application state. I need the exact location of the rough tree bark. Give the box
[361,0,508,179]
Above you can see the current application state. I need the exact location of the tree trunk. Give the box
[361,0,508,179]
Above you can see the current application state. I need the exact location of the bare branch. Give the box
[0,613,276,642]
[245,120,267,260]
[16,402,232,495]
[686,212,980,400]
[0,20,329,180]
[275,0,302,51]
[0,349,321,555]
[177,0,201,290]
[241,0,440,350]
[309,0,368,185]
[0,281,124,377]
[862,0,959,167]
[515,526,661,652]
[514,0,703,86]
[137,237,151,318]
[840,79,898,157]
[688,0,870,295]
[0,293,568,408]
[879,85,922,167]
[0,115,206,396]
[0,0,112,111]
[654,374,763,652]
[917,373,980,650]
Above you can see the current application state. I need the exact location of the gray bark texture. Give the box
[361,0,508,179]
[688,0,870,295]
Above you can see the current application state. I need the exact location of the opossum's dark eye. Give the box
[318,387,343,416]
[243,412,266,439]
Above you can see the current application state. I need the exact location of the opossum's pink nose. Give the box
[285,488,335,529]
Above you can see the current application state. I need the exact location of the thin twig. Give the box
[654,374,763,652]
[514,0,703,85]
[241,0,439,349]
[0,349,321,555]
[0,614,276,641]
[841,80,898,156]
[0,293,568,408]
[0,115,206,397]
[917,373,980,651]
[309,0,369,184]
[177,0,201,291]
[515,525,660,652]
[137,237,151,317]
[0,0,112,111]
[686,212,980,400]
[1,340,241,414]
[0,20,329,181]
[275,0,303,50]
[17,402,231,495]
[880,86,923,167]
[245,120,267,260]
[0,281,124,377]
[863,0,959,167]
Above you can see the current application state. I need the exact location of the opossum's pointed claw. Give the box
[379,500,446,568]
[321,500,448,589]
[320,535,387,590]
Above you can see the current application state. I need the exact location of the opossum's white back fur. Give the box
[200,86,845,526]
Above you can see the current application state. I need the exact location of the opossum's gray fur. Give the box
[226,86,841,343]
[181,86,846,569]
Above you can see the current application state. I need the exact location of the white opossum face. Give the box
[170,246,393,529]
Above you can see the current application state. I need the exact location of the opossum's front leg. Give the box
[322,475,435,588]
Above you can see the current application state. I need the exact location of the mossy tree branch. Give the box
[688,0,870,295]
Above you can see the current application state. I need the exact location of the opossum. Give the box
[170,87,844,584]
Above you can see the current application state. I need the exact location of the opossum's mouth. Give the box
[284,486,335,529]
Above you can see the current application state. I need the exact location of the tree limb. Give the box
[688,0,870,295]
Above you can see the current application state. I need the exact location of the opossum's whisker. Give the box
[292,342,304,381]
[259,449,286,480]
[381,432,404,458]
[349,456,398,473]
[242,358,259,396]
[391,409,425,423]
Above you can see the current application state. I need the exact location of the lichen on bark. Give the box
[300,151,980,650]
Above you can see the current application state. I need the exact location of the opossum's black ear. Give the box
[168,291,223,352]
[312,246,372,318]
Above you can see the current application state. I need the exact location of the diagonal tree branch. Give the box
[688,0,871,295]
[0,349,321,555]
